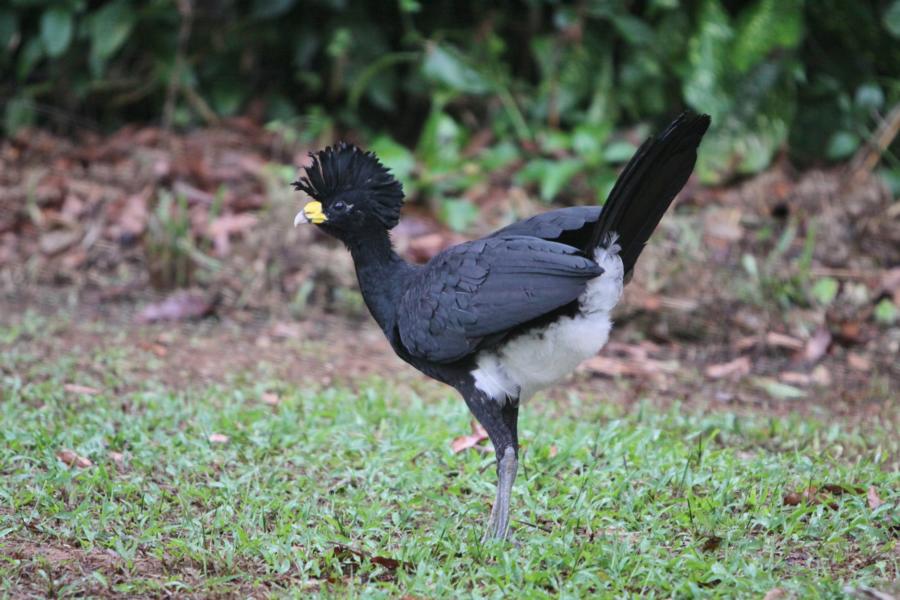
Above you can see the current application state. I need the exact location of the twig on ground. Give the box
[514,519,553,533]
[850,103,900,178]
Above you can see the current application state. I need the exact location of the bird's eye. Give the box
[332,201,347,212]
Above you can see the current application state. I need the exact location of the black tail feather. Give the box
[586,112,710,275]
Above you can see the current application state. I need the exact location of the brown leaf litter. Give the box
[328,543,412,583]
[56,449,92,468]
[136,290,218,323]
[783,484,868,510]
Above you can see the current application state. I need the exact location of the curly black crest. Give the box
[292,142,405,229]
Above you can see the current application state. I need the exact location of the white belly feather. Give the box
[472,240,624,402]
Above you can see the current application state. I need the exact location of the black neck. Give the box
[346,228,412,333]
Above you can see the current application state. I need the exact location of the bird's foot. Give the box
[482,503,510,542]
[481,446,517,542]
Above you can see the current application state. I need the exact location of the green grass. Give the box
[0,343,897,598]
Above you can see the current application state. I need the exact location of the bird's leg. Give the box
[463,390,519,541]
[485,443,518,541]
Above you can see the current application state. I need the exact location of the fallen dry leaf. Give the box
[581,353,678,382]
[801,327,831,364]
[548,445,558,458]
[784,486,820,506]
[705,356,751,379]
[847,352,871,372]
[39,228,82,255]
[108,451,125,466]
[766,332,804,351]
[658,296,699,313]
[392,215,440,252]
[330,543,411,579]
[61,246,86,269]
[634,357,681,376]
[149,343,168,357]
[700,535,722,552]
[763,588,787,600]
[370,555,403,570]
[810,365,832,386]
[783,491,803,506]
[780,371,811,386]
[582,355,630,377]
[208,433,229,444]
[618,288,699,313]
[271,321,303,339]
[63,383,101,395]
[406,232,466,264]
[703,207,744,242]
[57,449,92,468]
[867,486,884,510]
[207,212,258,256]
[136,291,216,324]
[784,484,862,509]
[450,420,489,454]
[753,377,805,400]
[880,267,900,305]
[138,341,168,357]
[734,335,759,351]
[820,483,864,495]
[173,180,215,206]
[837,320,864,344]
[636,292,663,311]
[108,191,150,239]
[60,194,85,220]
[262,392,280,406]
[606,340,663,360]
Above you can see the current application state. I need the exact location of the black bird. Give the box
[293,112,710,540]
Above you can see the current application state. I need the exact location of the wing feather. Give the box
[397,236,602,363]
[490,206,602,247]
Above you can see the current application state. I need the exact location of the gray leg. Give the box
[461,387,520,542]
[483,445,518,541]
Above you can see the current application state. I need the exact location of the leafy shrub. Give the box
[2,0,898,190]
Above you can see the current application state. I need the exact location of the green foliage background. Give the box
[2,0,899,192]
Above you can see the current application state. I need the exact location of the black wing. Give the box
[398,235,603,363]
[490,206,602,249]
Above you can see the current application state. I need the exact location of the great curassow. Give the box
[293,112,711,540]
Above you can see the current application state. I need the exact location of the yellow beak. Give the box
[293,201,327,226]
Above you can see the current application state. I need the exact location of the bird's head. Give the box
[292,142,404,242]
